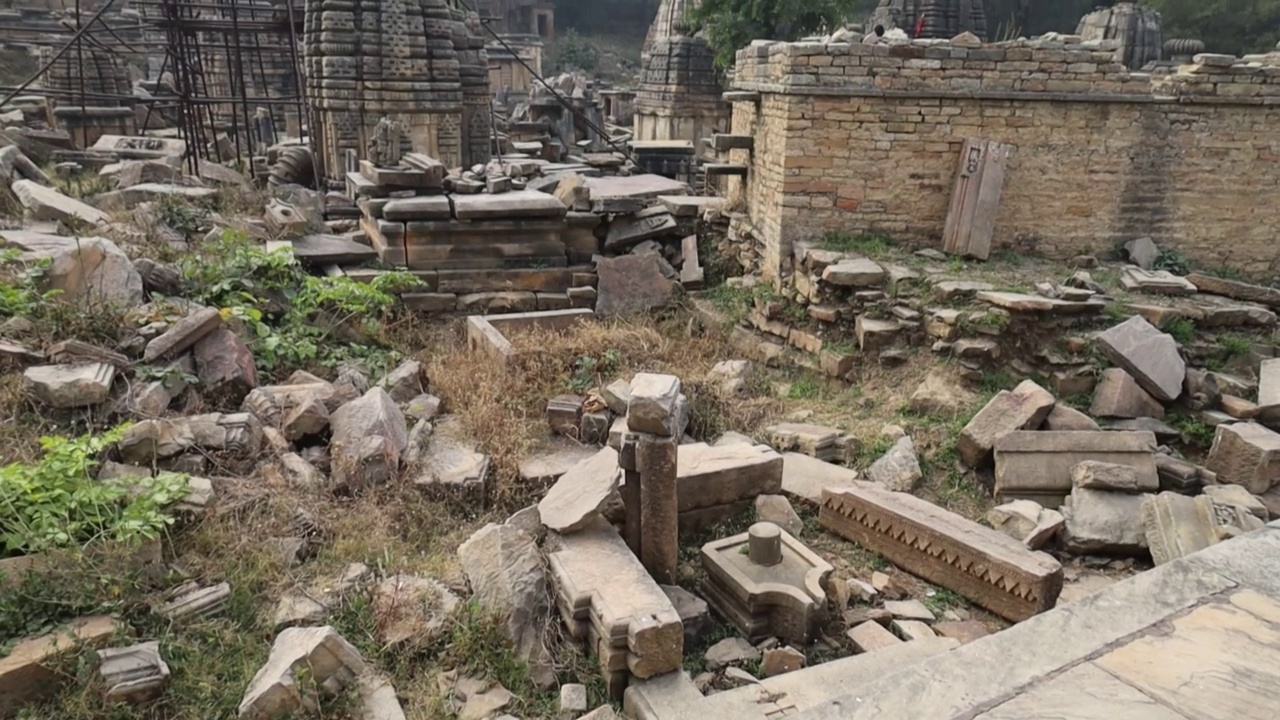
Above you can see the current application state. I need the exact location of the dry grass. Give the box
[426,316,785,509]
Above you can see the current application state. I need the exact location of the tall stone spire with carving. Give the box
[866,0,987,40]
[634,0,727,144]
[1076,2,1163,70]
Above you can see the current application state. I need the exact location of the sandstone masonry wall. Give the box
[730,36,1280,278]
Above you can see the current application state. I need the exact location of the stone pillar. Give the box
[748,522,782,566]
[623,373,683,585]
[637,434,679,584]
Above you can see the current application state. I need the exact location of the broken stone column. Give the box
[623,373,683,585]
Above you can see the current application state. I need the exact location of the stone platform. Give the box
[626,522,1280,720]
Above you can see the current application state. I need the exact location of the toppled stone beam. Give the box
[993,431,1158,508]
[1187,272,1280,308]
[819,484,1063,622]
[956,380,1055,467]
[548,518,683,698]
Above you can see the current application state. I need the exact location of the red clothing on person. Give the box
[914,14,926,37]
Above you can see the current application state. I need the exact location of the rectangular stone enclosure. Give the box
[466,308,595,362]
[727,38,1280,279]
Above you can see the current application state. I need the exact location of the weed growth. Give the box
[820,231,893,256]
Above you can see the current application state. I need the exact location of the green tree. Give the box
[1145,0,1280,56]
[690,0,871,69]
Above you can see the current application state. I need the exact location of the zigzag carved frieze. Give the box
[822,495,1041,603]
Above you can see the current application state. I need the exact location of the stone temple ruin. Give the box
[5,1,1280,719]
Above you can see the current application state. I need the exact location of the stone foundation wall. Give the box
[732,37,1280,278]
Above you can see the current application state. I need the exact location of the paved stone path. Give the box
[796,521,1280,720]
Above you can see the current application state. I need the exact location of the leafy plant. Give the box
[0,425,188,556]
[821,231,892,256]
[552,28,599,72]
[568,349,622,393]
[703,283,753,323]
[0,254,58,319]
[155,193,213,238]
[1220,334,1253,358]
[689,0,861,69]
[1164,317,1197,344]
[1154,248,1192,276]
[1170,414,1216,448]
[787,376,825,400]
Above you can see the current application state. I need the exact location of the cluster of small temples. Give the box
[725,34,1280,278]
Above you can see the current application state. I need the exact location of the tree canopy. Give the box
[687,0,868,68]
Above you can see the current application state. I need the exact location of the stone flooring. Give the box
[628,522,1280,720]
[795,521,1280,720]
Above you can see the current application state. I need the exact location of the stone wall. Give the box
[731,36,1280,279]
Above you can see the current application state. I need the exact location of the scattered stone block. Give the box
[373,575,459,649]
[580,411,611,445]
[1124,237,1158,269]
[767,423,852,463]
[518,442,599,488]
[595,254,676,317]
[158,582,231,619]
[956,379,1055,468]
[934,280,994,299]
[847,620,902,653]
[933,620,989,645]
[1141,492,1219,566]
[237,626,368,719]
[1205,422,1280,494]
[627,373,681,436]
[97,641,170,704]
[1071,460,1155,493]
[883,600,935,623]
[1187,272,1280,308]
[538,447,620,533]
[891,619,937,641]
[560,684,589,717]
[414,425,490,502]
[1203,484,1268,519]
[871,571,906,601]
[605,207,678,251]
[548,518,683,690]
[143,307,222,363]
[547,394,587,437]
[1223,395,1260,420]
[1060,487,1147,555]
[328,387,407,492]
[379,360,424,403]
[987,500,1064,550]
[12,178,109,225]
[820,484,1063,622]
[668,442,784,530]
[909,368,978,416]
[193,327,258,402]
[823,258,885,287]
[755,494,803,536]
[0,616,123,714]
[23,362,115,407]
[867,435,922,493]
[976,291,1103,314]
[661,585,709,646]
[704,637,760,671]
[1095,315,1185,402]
[282,397,329,441]
[1090,368,1164,419]
[439,671,515,720]
[855,316,900,351]
[44,236,143,308]
[1044,403,1101,431]
[781,452,858,504]
[760,646,806,677]
[994,430,1158,508]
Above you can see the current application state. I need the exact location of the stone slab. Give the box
[538,447,620,534]
[976,291,1104,314]
[673,442,783,513]
[1188,272,1280,308]
[819,483,1063,622]
[975,662,1189,720]
[450,190,568,220]
[781,452,858,504]
[584,174,689,199]
[788,528,1257,720]
[1095,315,1185,402]
[292,234,378,265]
[994,430,1158,508]
[957,380,1056,468]
[1094,599,1280,720]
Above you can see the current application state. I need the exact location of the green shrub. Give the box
[0,425,188,556]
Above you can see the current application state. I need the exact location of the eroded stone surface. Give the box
[957,380,1055,467]
[1095,315,1185,402]
[538,447,620,533]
